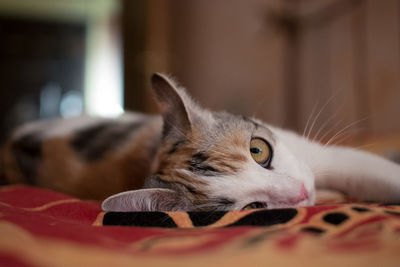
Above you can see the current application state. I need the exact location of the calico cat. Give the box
[1,73,400,211]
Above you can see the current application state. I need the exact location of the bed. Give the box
[0,185,399,267]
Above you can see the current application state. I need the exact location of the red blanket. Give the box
[1,185,400,266]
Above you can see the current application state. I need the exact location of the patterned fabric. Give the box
[1,185,400,267]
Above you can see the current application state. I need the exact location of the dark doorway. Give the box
[0,16,85,144]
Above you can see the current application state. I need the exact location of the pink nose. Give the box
[293,184,308,203]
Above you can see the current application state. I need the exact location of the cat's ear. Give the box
[101,188,185,212]
[151,73,192,139]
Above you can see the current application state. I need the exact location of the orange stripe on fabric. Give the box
[165,212,194,228]
[206,210,255,228]
[0,199,80,211]
[92,212,106,226]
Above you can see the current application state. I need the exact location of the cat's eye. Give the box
[242,202,268,210]
[250,138,272,168]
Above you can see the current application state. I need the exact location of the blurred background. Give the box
[0,0,399,154]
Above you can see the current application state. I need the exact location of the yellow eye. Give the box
[250,138,272,168]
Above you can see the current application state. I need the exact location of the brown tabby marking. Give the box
[9,132,43,185]
[70,120,145,162]
[2,74,278,210]
[2,117,163,200]
[149,126,250,208]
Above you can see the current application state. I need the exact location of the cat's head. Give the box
[102,73,315,212]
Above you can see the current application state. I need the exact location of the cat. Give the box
[1,73,400,212]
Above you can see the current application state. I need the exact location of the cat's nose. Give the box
[291,184,309,203]
[279,183,309,205]
[267,181,310,207]
[299,184,309,201]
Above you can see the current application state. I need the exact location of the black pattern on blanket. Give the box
[102,204,400,231]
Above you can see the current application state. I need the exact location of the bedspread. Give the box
[0,185,400,267]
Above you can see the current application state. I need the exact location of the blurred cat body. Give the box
[1,74,400,211]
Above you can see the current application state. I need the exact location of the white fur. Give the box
[202,133,316,209]
[194,125,400,209]
[274,127,400,203]
[101,74,400,212]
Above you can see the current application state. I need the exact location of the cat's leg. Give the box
[310,145,400,202]
[275,128,400,203]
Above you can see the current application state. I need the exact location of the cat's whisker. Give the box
[351,143,378,151]
[307,118,365,167]
[311,111,337,143]
[325,125,362,147]
[303,98,320,138]
[311,99,345,143]
[323,117,368,148]
[306,92,338,140]
[327,131,355,147]
[7,73,400,214]
[316,117,345,144]
[307,118,346,167]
